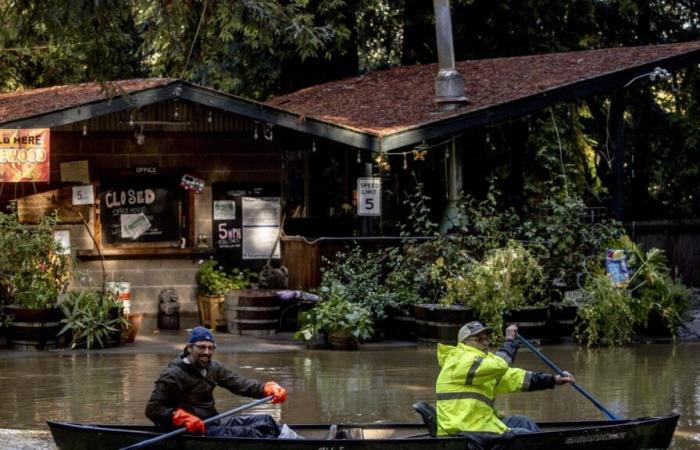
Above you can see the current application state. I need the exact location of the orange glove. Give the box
[264,381,288,404]
[172,408,206,434]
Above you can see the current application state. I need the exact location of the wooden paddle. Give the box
[517,335,621,421]
[119,395,274,450]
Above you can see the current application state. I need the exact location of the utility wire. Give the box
[180,0,208,80]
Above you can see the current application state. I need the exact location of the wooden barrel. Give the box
[225,290,281,335]
[4,306,65,350]
[383,309,417,341]
[414,304,475,344]
[505,306,550,340]
[549,303,579,339]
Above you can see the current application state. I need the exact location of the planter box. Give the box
[196,294,225,330]
[383,308,417,341]
[548,302,580,339]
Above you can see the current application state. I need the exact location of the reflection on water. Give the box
[1,343,699,449]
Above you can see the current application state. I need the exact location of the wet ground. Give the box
[1,330,699,449]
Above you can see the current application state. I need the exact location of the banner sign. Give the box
[0,129,50,182]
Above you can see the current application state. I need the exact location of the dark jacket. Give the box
[145,356,265,427]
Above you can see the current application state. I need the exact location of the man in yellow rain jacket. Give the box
[436,322,574,436]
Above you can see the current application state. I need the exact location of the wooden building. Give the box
[2,42,700,328]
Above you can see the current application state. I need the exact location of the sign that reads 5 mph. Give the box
[357,177,381,216]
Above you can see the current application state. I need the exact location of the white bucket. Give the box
[107,281,131,314]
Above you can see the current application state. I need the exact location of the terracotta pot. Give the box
[122,313,144,344]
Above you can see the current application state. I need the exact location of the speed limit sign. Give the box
[357,177,381,216]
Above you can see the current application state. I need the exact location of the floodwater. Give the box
[1,344,699,449]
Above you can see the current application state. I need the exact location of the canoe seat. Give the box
[412,402,437,437]
[326,424,338,440]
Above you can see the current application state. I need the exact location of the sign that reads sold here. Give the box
[0,129,50,182]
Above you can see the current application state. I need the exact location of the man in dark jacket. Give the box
[145,326,298,438]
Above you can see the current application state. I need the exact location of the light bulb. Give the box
[356,150,361,164]
[253,127,258,140]
[312,140,317,153]
[82,124,87,136]
[129,113,134,127]
[207,111,212,123]
[403,154,408,170]
[173,105,179,119]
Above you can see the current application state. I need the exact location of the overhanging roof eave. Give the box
[348,47,700,152]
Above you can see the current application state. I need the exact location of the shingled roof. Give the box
[0,78,173,125]
[268,41,700,150]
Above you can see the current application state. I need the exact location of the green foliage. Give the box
[0,207,72,309]
[320,246,396,320]
[576,273,638,347]
[576,236,691,346]
[196,260,250,296]
[442,241,546,337]
[296,282,374,342]
[456,179,523,259]
[58,290,128,349]
[522,184,624,288]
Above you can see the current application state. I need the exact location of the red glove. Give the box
[264,381,288,404]
[172,408,206,434]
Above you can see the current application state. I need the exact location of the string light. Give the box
[207,111,213,123]
[403,154,408,170]
[312,140,317,152]
[82,124,87,136]
[356,150,361,164]
[128,112,134,127]
[173,105,179,119]
[253,125,259,140]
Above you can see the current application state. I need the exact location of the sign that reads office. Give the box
[357,177,381,216]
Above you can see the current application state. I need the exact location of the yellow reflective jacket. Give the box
[435,342,528,435]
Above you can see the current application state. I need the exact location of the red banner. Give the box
[0,129,51,182]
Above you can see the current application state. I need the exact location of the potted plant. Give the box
[295,282,374,350]
[576,236,691,346]
[0,207,73,350]
[196,259,249,329]
[442,241,547,340]
[58,289,128,349]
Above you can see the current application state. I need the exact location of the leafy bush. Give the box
[320,246,396,320]
[442,241,546,337]
[196,259,249,295]
[58,290,128,349]
[0,207,72,309]
[576,236,691,346]
[296,282,374,343]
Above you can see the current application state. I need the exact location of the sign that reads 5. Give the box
[357,177,381,216]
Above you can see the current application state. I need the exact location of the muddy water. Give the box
[1,343,699,449]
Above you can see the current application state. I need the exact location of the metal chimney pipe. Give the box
[433,0,468,110]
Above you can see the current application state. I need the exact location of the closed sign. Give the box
[357,177,381,216]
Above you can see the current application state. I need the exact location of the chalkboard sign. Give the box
[213,183,280,268]
[100,177,181,244]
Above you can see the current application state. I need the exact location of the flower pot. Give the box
[121,313,144,344]
[4,305,65,350]
[328,329,359,350]
[197,293,225,330]
[414,304,475,344]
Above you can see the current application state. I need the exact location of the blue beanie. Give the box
[188,326,215,344]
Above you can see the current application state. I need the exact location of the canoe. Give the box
[48,414,679,450]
